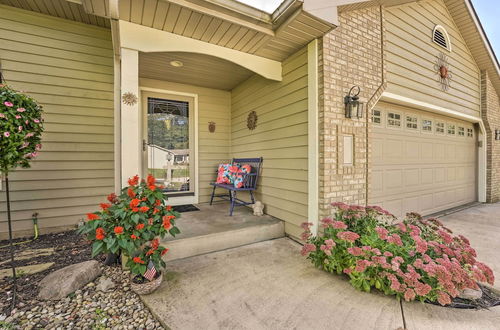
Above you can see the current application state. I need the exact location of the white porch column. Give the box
[120,48,141,187]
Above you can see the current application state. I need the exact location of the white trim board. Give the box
[307,39,319,235]
[119,20,282,82]
[380,91,486,203]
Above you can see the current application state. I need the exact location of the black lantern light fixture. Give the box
[495,129,500,141]
[344,85,364,119]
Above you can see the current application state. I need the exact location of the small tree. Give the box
[0,83,44,311]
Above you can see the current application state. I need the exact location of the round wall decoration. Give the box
[247,111,258,130]
[122,92,138,106]
[208,121,216,133]
[434,53,453,91]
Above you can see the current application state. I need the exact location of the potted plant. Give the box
[0,83,44,311]
[78,174,181,294]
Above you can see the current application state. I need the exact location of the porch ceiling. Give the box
[139,51,254,90]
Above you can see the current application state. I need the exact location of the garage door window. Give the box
[406,116,418,130]
[422,119,433,132]
[372,109,382,125]
[467,128,473,138]
[447,124,456,135]
[458,126,465,137]
[436,122,445,134]
[387,112,401,127]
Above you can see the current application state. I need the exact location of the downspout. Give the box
[365,5,386,206]
[109,0,121,193]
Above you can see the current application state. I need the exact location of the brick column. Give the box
[318,5,386,218]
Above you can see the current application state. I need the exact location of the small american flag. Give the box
[143,260,157,281]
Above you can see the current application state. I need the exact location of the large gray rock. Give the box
[38,260,102,300]
[458,288,483,300]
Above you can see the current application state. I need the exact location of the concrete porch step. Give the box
[161,203,285,261]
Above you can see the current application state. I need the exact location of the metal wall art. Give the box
[434,53,453,91]
[208,121,216,133]
[122,92,138,106]
[247,111,258,130]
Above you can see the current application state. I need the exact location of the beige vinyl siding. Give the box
[139,78,232,203]
[231,47,308,237]
[385,0,481,117]
[0,5,114,238]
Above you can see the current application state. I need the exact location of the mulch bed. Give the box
[0,230,98,315]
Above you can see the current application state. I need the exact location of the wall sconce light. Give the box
[495,129,500,140]
[344,86,364,119]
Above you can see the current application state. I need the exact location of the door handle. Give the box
[143,139,147,152]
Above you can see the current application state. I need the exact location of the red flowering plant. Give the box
[78,174,180,279]
[301,203,494,306]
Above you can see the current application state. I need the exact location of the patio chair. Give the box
[209,157,263,216]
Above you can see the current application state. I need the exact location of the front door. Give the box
[142,91,196,204]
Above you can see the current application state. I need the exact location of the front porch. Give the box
[116,14,322,238]
[161,202,284,261]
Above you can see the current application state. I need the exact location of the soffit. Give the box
[90,0,335,61]
[139,51,255,90]
[0,0,110,27]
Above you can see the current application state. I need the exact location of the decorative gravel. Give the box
[2,264,165,329]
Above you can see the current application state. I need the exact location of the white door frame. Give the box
[140,86,199,205]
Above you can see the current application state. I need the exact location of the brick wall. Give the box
[318,5,386,219]
[481,71,500,202]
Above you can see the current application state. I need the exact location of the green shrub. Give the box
[301,203,494,305]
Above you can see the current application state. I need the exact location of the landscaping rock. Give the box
[38,260,102,300]
[96,276,116,292]
[458,288,483,300]
[0,262,54,279]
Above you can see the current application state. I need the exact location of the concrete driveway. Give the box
[141,203,500,330]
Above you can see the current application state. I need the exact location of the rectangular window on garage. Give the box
[422,119,433,132]
[447,124,456,135]
[436,121,445,134]
[372,109,382,125]
[406,116,418,130]
[387,112,401,127]
[458,126,465,136]
[467,128,473,138]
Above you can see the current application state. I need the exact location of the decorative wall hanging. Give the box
[122,92,138,106]
[247,111,258,130]
[434,53,453,91]
[208,121,216,133]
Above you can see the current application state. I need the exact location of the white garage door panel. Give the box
[370,104,477,218]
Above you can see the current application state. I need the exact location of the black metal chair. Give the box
[209,157,263,216]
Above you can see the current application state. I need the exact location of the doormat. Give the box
[172,204,200,213]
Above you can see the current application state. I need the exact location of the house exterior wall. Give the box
[231,47,309,238]
[385,0,481,117]
[0,5,114,238]
[481,71,500,203]
[318,5,385,219]
[139,78,232,204]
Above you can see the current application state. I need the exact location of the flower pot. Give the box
[130,272,163,295]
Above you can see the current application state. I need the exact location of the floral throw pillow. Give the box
[233,164,252,188]
[216,163,232,184]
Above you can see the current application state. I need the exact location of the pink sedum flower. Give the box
[375,227,389,240]
[404,288,416,301]
[437,291,451,306]
[332,221,348,229]
[347,247,364,256]
[301,243,316,256]
[337,231,360,242]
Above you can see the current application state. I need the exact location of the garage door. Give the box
[370,103,477,218]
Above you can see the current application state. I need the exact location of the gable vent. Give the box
[432,25,451,51]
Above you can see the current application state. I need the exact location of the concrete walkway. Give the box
[142,203,500,330]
